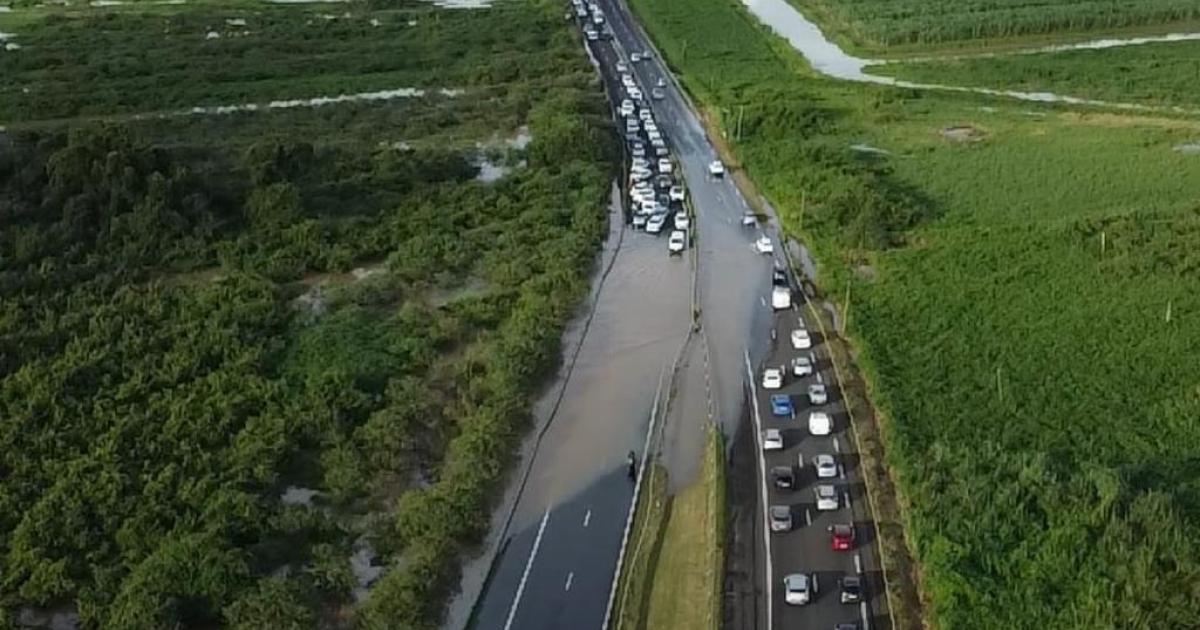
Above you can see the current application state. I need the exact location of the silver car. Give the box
[815,484,838,511]
[783,573,816,605]
[792,355,813,377]
[769,505,792,532]
[807,383,828,405]
[814,453,837,479]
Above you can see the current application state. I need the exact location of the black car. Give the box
[654,174,673,190]
[772,268,788,287]
[840,575,863,604]
[771,465,795,490]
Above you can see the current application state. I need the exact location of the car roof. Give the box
[784,573,809,588]
[809,383,826,390]
[832,523,854,534]
[816,484,836,495]
[771,394,789,402]
[769,505,790,517]
[810,411,829,420]
[842,575,862,586]
[764,428,782,437]
[815,453,835,464]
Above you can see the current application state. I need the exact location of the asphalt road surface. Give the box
[747,289,891,630]
[466,0,837,625]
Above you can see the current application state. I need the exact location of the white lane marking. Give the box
[760,296,767,307]
[816,372,824,384]
[861,602,870,630]
[843,492,852,510]
[743,350,774,630]
[833,436,841,453]
[854,553,863,573]
[503,509,551,630]
[565,571,575,592]
[583,509,591,528]
[804,509,812,526]
[838,464,846,480]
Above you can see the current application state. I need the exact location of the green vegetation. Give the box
[0,1,574,121]
[612,464,668,630]
[645,427,725,630]
[790,0,1200,51]
[632,0,1200,627]
[0,0,617,627]
[873,40,1200,109]
[613,427,726,630]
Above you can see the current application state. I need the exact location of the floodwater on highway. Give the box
[739,0,1200,112]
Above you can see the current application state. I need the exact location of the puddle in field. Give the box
[738,0,1200,113]
[16,606,78,630]
[850,143,892,156]
[1175,142,1200,155]
[423,0,495,8]
[0,6,11,11]
[473,126,534,182]
[350,540,384,602]
[280,485,321,506]
[940,125,987,142]
[174,87,459,116]
[902,31,1200,63]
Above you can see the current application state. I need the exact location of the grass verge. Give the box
[644,426,726,630]
[612,463,670,630]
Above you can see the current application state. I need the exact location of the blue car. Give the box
[770,394,794,417]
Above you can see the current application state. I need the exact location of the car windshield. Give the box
[818,485,835,497]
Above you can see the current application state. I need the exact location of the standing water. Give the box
[738,0,1200,113]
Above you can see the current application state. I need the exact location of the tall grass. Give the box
[790,0,1200,49]
[873,40,1200,110]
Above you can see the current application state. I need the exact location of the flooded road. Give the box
[739,0,1200,113]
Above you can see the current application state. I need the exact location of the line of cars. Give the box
[759,263,865,629]
[573,0,689,255]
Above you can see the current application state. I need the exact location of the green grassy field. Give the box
[0,1,576,122]
[632,0,1200,627]
[789,0,1200,52]
[0,1,617,627]
[872,39,1200,110]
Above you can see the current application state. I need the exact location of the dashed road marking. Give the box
[805,509,812,526]
[833,436,841,453]
[816,372,824,384]
[860,602,870,630]
[583,509,591,528]
[843,492,852,510]
[760,296,767,307]
[565,571,574,592]
[838,465,846,480]
[504,509,550,630]
[854,553,863,573]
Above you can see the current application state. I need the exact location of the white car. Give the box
[808,411,832,436]
[761,367,784,390]
[708,160,725,176]
[621,73,635,87]
[814,453,837,479]
[646,213,668,234]
[631,52,642,62]
[790,328,812,350]
[669,185,685,202]
[771,286,791,310]
[620,99,634,116]
[644,120,658,132]
[616,61,629,73]
[742,212,756,227]
[762,428,784,451]
[674,213,689,230]
[639,109,653,122]
[657,158,673,174]
[656,76,667,88]
[668,229,686,254]
[791,355,813,377]
[631,143,645,158]
[814,484,838,511]
[632,213,647,229]
[646,129,662,142]
[754,235,774,255]
[783,573,815,606]
[631,169,651,182]
[629,87,644,101]
[808,383,828,405]
[632,157,650,170]
[651,88,665,100]
[639,200,660,216]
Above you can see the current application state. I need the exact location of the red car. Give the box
[829,523,855,551]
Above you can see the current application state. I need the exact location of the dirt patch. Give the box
[854,263,876,281]
[939,124,987,143]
